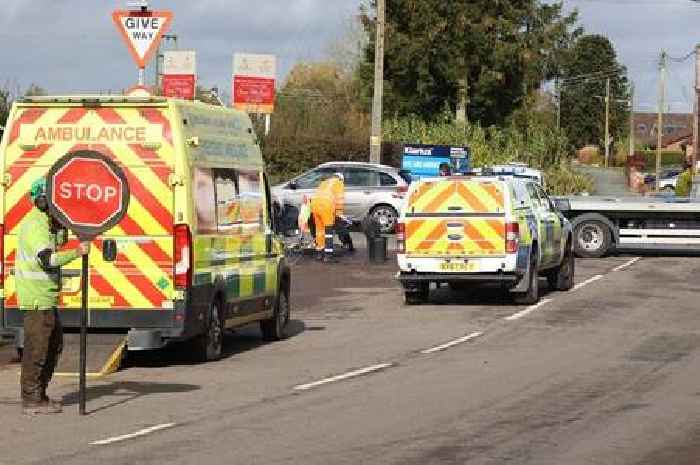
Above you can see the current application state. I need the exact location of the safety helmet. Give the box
[30,178,47,202]
[334,172,345,182]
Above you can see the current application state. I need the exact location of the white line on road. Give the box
[572,274,604,291]
[612,257,641,272]
[504,299,553,321]
[420,331,484,354]
[90,423,176,446]
[293,363,394,391]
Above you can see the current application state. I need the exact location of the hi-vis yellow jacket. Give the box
[312,177,344,217]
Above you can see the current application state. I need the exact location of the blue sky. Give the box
[1,0,698,112]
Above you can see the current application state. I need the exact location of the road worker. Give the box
[310,173,353,261]
[18,178,90,415]
[675,159,693,197]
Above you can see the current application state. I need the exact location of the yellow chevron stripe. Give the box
[88,251,152,308]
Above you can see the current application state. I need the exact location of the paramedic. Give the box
[18,179,90,415]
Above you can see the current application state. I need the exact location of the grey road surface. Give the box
[1,252,699,464]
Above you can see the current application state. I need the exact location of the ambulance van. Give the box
[0,96,290,361]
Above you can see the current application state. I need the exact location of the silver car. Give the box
[272,162,409,233]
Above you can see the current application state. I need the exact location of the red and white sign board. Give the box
[232,53,276,114]
[163,50,196,100]
[112,10,173,68]
[47,151,130,239]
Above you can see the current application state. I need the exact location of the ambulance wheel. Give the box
[261,289,290,341]
[404,283,429,305]
[191,300,223,362]
[574,220,611,258]
[514,251,540,305]
[547,240,575,291]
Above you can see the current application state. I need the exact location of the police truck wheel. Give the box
[547,240,575,291]
[404,283,429,305]
[261,289,290,341]
[574,220,611,258]
[191,301,223,362]
[514,252,540,305]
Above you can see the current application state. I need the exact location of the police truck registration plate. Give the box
[440,261,479,272]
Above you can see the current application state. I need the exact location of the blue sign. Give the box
[401,144,470,180]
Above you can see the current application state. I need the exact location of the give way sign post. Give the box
[47,151,130,415]
[112,7,173,86]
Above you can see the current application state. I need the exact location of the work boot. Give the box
[22,398,63,416]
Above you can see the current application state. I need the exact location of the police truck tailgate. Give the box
[404,179,507,258]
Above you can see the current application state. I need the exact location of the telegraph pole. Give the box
[369,0,385,164]
[693,44,700,171]
[629,83,635,158]
[656,51,667,192]
[604,78,611,167]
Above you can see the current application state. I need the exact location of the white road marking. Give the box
[420,331,484,354]
[293,363,394,391]
[504,299,553,321]
[612,257,641,272]
[90,423,176,446]
[572,274,604,291]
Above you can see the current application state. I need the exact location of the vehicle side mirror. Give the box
[288,181,297,190]
[102,239,117,262]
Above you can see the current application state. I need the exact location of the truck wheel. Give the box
[404,283,429,305]
[190,300,224,362]
[514,252,540,305]
[546,241,575,291]
[261,289,290,341]
[574,220,611,258]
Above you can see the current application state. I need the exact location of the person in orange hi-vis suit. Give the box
[311,173,351,261]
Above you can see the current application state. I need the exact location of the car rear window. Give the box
[379,172,397,186]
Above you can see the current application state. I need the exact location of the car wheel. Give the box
[370,205,399,234]
[546,240,575,291]
[190,300,224,362]
[261,289,290,341]
[513,250,540,305]
[404,283,429,305]
[573,220,612,258]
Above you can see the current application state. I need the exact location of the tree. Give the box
[357,0,580,125]
[559,34,629,150]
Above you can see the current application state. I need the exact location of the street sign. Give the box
[48,151,130,239]
[163,51,196,100]
[232,53,276,114]
[46,151,130,416]
[112,9,173,69]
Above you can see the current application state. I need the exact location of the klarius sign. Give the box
[47,151,130,239]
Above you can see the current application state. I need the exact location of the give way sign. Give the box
[47,151,130,240]
[112,10,173,68]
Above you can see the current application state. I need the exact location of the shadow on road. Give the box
[62,380,200,415]
[123,319,306,369]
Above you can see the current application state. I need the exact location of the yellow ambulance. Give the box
[0,96,290,361]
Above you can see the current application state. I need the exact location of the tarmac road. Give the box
[1,247,700,464]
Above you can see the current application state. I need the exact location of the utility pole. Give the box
[604,78,611,168]
[693,44,700,171]
[656,51,667,192]
[555,78,561,130]
[629,83,635,158]
[456,77,467,124]
[369,0,385,164]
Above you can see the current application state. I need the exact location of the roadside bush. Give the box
[545,163,595,195]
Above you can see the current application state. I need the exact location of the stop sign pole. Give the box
[46,151,130,415]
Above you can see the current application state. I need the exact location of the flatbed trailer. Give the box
[553,195,700,257]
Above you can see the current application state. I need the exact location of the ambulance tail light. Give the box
[174,224,192,289]
[396,222,406,254]
[0,224,4,288]
[506,222,520,254]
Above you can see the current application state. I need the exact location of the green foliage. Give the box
[545,163,594,195]
[560,34,629,149]
[640,151,684,169]
[358,0,580,125]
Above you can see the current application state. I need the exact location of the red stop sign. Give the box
[47,151,130,238]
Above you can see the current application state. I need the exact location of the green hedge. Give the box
[640,151,684,169]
